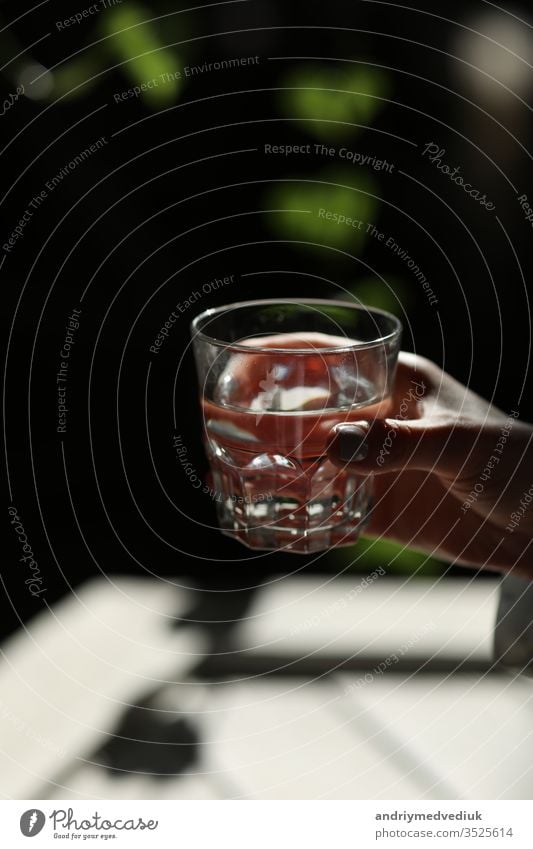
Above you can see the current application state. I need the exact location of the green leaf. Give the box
[48,54,102,100]
[280,65,390,140]
[349,275,413,315]
[266,169,378,252]
[101,2,181,105]
[331,536,443,576]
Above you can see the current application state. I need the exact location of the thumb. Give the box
[327,418,480,477]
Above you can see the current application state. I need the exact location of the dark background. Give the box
[2,0,532,638]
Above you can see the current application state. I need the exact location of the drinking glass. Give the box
[191,299,402,553]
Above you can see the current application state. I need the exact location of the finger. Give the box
[367,470,533,577]
[326,417,491,478]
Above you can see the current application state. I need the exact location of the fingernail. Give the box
[335,424,369,462]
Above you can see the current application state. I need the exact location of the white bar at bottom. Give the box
[3,800,532,847]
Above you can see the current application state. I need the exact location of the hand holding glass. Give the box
[191,299,402,553]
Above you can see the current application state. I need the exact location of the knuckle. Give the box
[399,351,441,383]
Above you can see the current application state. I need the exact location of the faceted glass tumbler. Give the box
[191,299,402,553]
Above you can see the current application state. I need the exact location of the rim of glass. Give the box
[191,298,402,353]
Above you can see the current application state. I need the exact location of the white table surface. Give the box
[2,574,532,800]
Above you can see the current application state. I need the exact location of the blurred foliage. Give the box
[349,274,412,316]
[50,55,102,100]
[272,62,437,579]
[266,169,377,252]
[335,536,442,576]
[1,1,185,105]
[0,7,438,581]
[281,64,390,140]
[100,2,181,106]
